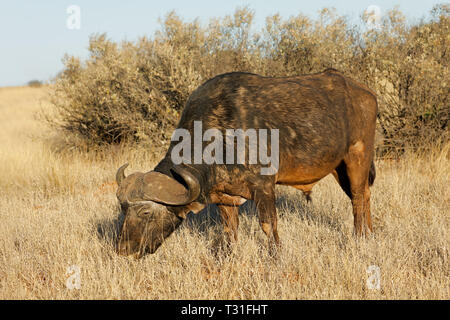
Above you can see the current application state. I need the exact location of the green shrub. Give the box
[48,5,449,155]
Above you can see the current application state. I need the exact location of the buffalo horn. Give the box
[116,163,129,185]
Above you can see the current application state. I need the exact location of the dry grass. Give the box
[0,87,448,299]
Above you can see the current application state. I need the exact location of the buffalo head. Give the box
[115,163,202,258]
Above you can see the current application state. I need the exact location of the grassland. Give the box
[0,86,448,299]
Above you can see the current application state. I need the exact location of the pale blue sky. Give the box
[0,0,445,87]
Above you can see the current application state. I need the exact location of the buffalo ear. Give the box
[172,202,205,219]
[187,202,205,214]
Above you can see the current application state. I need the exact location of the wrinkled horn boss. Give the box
[116,163,200,206]
[141,167,200,206]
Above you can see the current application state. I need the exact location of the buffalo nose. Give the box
[116,240,132,256]
[116,240,144,259]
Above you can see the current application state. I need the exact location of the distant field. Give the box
[0,86,448,299]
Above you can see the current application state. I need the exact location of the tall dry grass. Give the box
[0,86,448,299]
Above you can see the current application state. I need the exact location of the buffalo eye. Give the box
[139,210,153,218]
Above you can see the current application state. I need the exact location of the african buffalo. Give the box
[115,69,377,258]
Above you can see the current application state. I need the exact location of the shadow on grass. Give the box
[276,191,345,235]
[95,209,124,250]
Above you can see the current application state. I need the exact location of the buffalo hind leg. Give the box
[253,185,280,255]
[332,163,352,199]
[344,142,373,236]
[333,161,372,235]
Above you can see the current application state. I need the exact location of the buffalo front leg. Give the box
[253,186,280,255]
[217,205,239,246]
